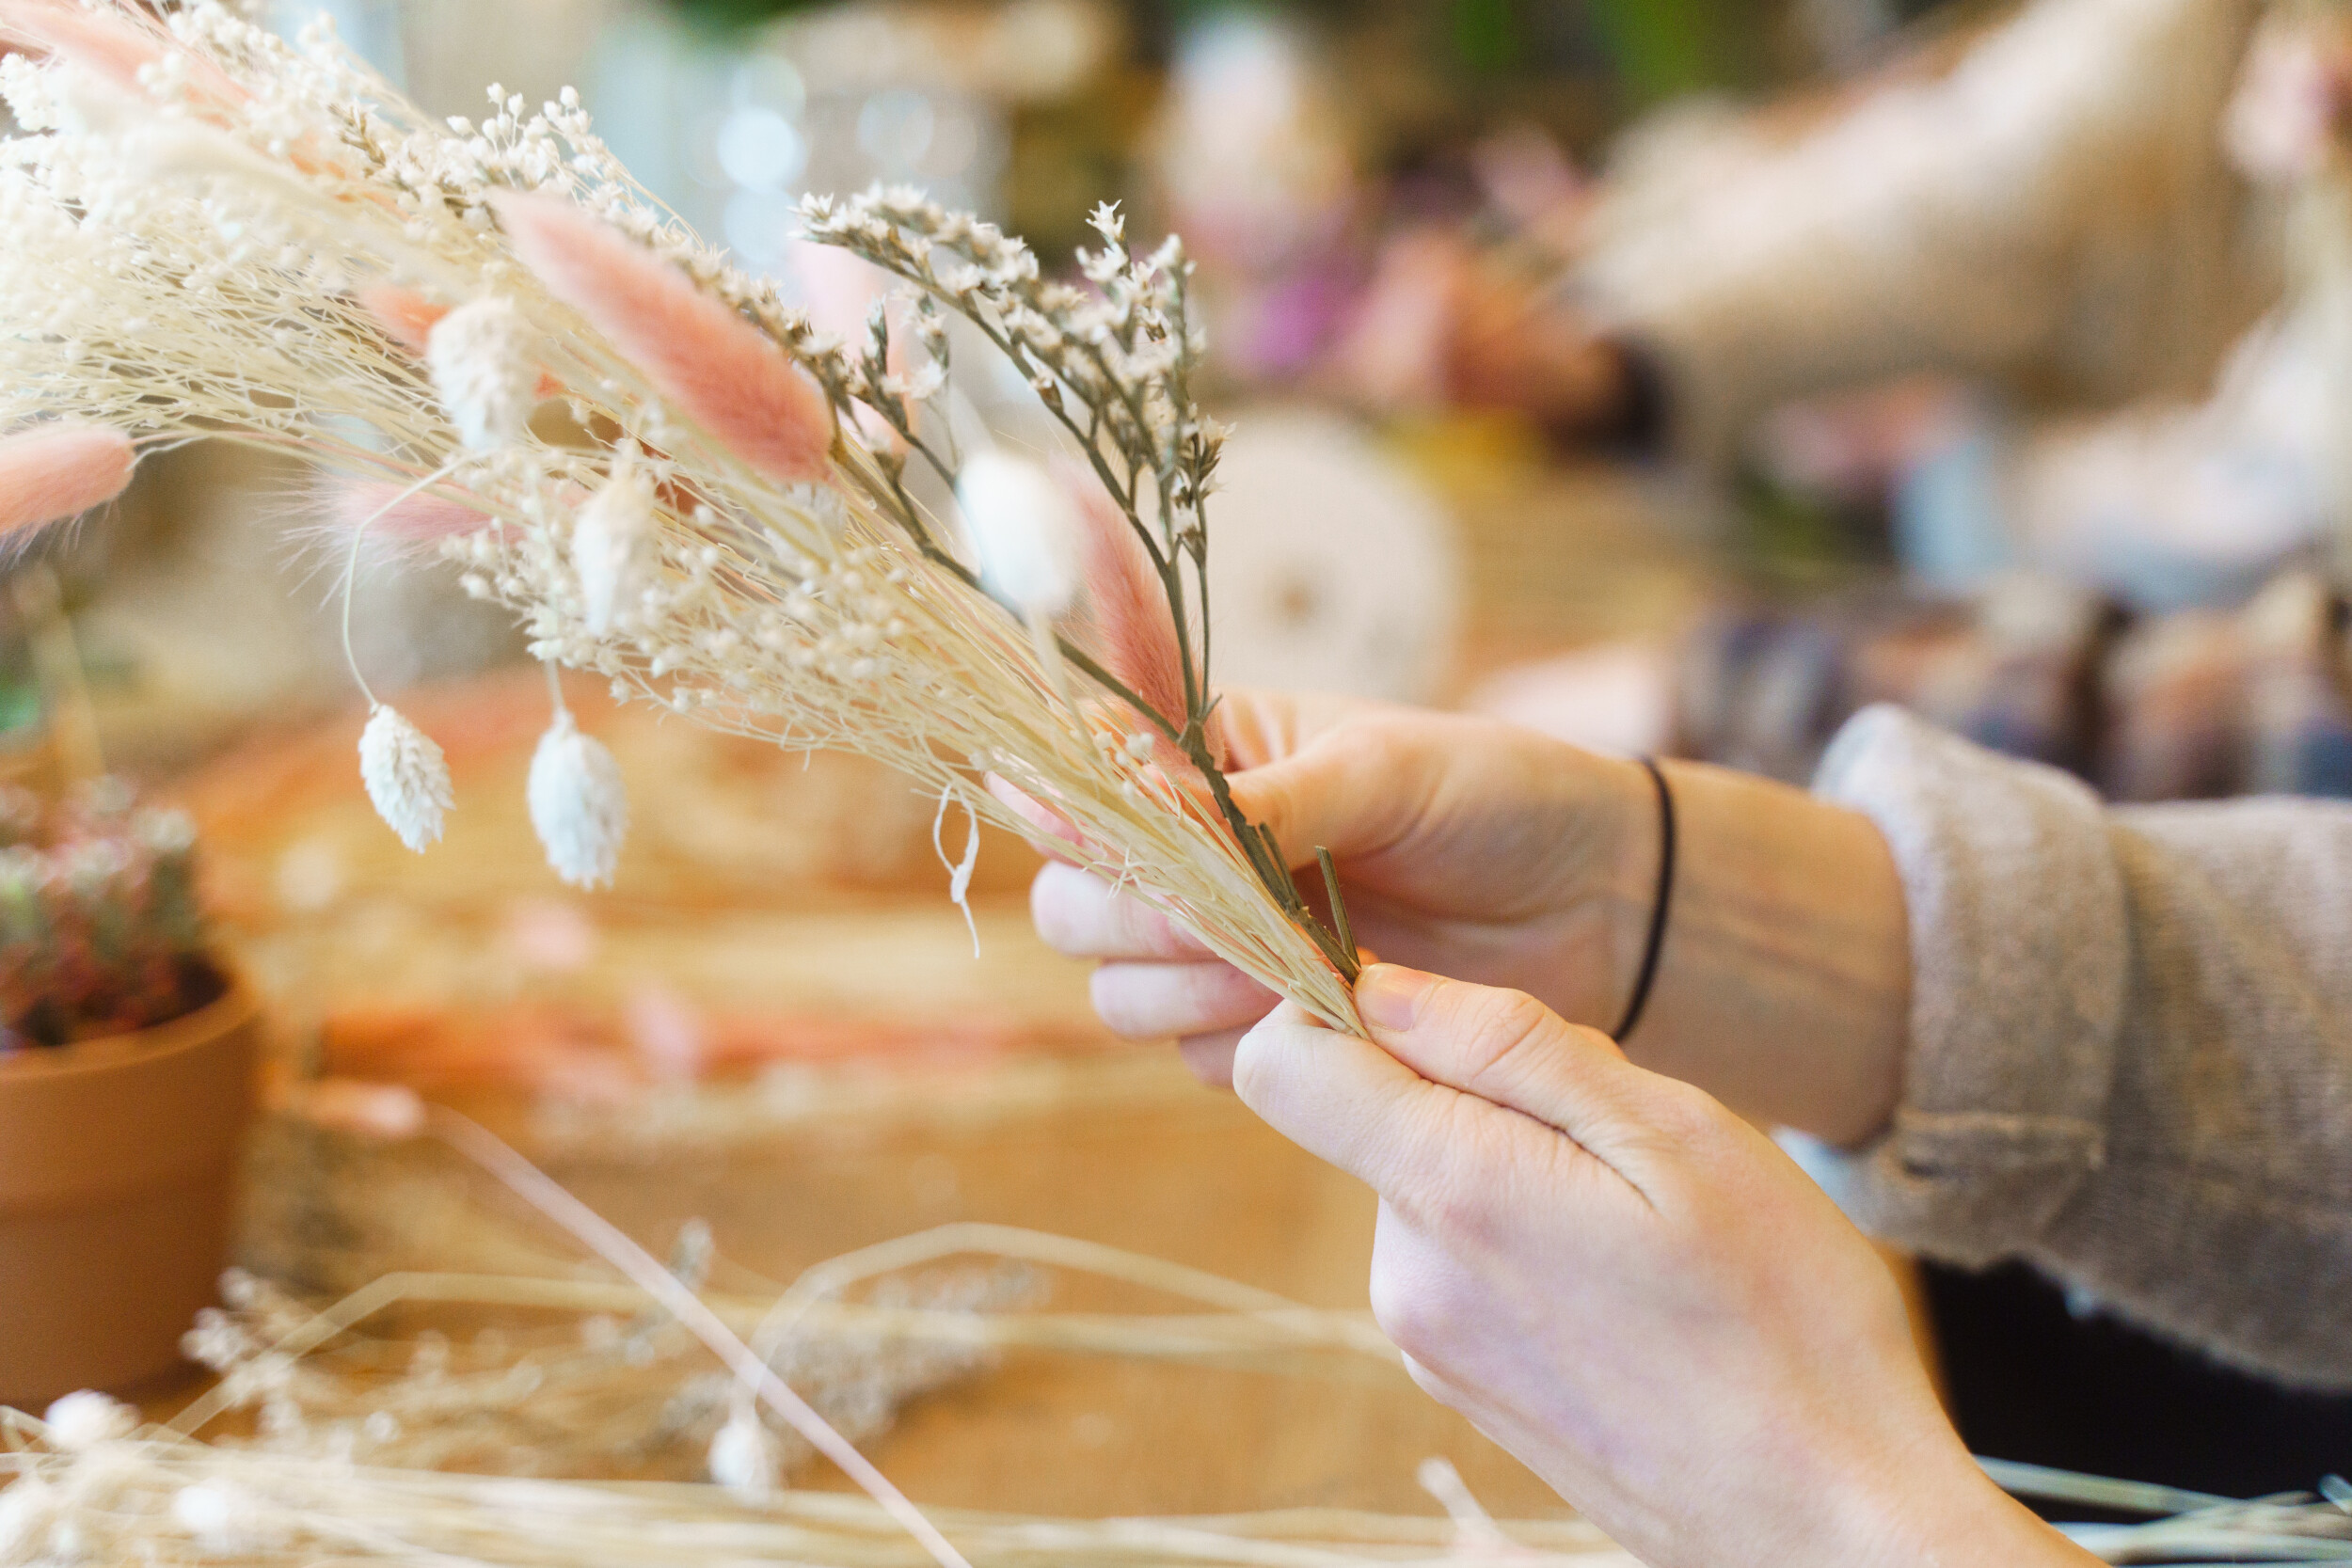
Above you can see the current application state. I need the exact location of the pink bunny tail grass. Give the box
[325,476,493,548]
[490,190,834,483]
[788,240,912,447]
[0,0,244,109]
[359,285,564,399]
[358,283,446,356]
[0,0,160,92]
[0,422,135,543]
[1061,458,1188,730]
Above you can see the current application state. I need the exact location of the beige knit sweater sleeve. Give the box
[1802,705,2352,1390]
[1577,0,2270,465]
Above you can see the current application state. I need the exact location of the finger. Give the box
[1230,1001,1468,1201]
[1176,1026,1245,1087]
[1211,688,1364,772]
[1353,965,1662,1164]
[1089,960,1279,1041]
[1225,716,1433,879]
[1029,862,1216,961]
[985,773,1085,864]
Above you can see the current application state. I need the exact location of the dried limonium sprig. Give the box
[0,0,1361,1030]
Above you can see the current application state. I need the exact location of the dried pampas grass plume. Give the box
[489,190,834,483]
[0,422,135,540]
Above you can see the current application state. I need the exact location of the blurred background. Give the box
[7,0,2350,1524]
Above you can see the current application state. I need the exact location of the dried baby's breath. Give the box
[0,1,1360,1032]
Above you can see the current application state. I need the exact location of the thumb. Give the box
[1350,964,1675,1170]
[1228,723,1426,873]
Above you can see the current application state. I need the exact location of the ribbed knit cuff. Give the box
[1803,705,2129,1261]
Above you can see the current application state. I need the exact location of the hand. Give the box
[1235,964,2095,1568]
[1333,230,1637,439]
[1031,690,1914,1146]
[1031,689,1661,1086]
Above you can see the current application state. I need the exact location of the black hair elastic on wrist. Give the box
[1613,756,1676,1042]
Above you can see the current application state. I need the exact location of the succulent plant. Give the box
[0,777,212,1049]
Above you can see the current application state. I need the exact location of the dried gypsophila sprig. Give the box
[173,1256,1034,1487]
[0,0,1362,1032]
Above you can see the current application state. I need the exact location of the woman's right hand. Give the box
[1030,690,1664,1085]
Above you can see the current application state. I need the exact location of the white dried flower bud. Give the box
[528,708,628,888]
[42,1390,134,1451]
[359,705,453,853]
[572,467,655,636]
[957,451,1080,618]
[426,296,538,450]
[171,1481,266,1554]
[707,1404,779,1502]
[0,1478,52,1559]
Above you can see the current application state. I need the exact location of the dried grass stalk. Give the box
[0,0,1361,1030]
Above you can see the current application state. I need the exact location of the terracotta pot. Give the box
[0,974,258,1407]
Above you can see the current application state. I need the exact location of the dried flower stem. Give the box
[0,4,1362,1028]
[422,1108,971,1568]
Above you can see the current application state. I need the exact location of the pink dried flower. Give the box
[325,477,492,546]
[489,191,834,483]
[0,0,244,113]
[0,0,162,95]
[0,422,135,541]
[1064,459,1185,734]
[356,283,447,357]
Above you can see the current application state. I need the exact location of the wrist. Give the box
[1611,761,1911,1143]
[1588,752,1667,1034]
[1814,1440,2101,1568]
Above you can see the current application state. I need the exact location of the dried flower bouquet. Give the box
[0,0,1361,1029]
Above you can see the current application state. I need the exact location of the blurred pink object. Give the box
[787,242,891,347]
[0,0,245,114]
[280,1077,426,1140]
[0,422,135,540]
[625,984,705,1083]
[499,896,598,973]
[357,283,446,356]
[491,191,833,483]
[0,0,156,90]
[326,476,491,544]
[359,285,564,399]
[1334,231,1462,412]
[1062,458,1187,738]
[1470,123,1590,240]
[2226,20,2347,184]
[1466,641,1675,757]
[786,241,911,446]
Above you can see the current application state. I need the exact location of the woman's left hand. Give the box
[1235,963,2093,1568]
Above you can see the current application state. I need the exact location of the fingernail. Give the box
[1355,964,1436,1032]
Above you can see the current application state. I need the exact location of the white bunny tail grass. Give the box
[528,707,628,888]
[358,705,453,853]
[0,1,1362,1032]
